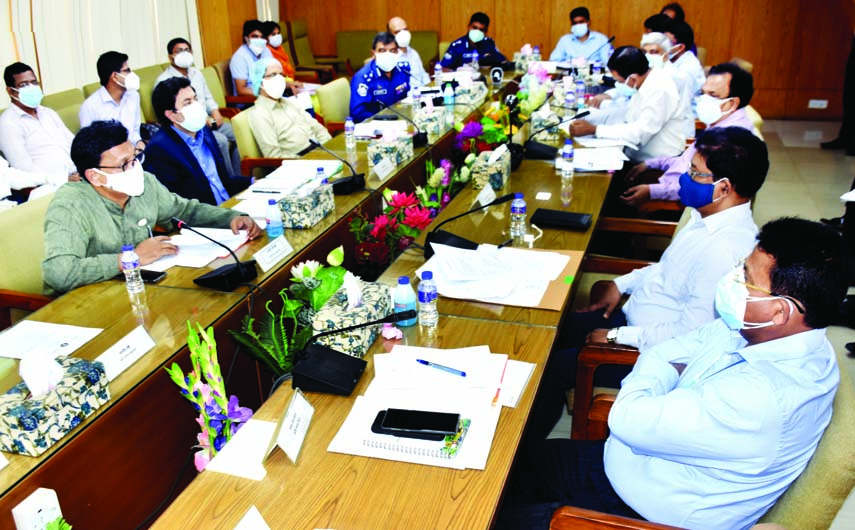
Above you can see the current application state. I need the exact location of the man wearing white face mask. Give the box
[388,17,430,88]
[79,51,143,146]
[230,19,273,97]
[144,77,251,205]
[247,58,331,158]
[440,12,506,71]
[156,38,240,178]
[621,63,757,208]
[503,217,847,530]
[0,62,77,189]
[350,32,412,123]
[664,20,705,97]
[549,7,610,65]
[42,120,261,295]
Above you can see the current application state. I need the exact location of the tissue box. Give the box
[414,109,444,139]
[456,82,487,107]
[531,112,563,141]
[367,136,414,168]
[0,357,109,457]
[279,185,335,229]
[311,281,392,358]
[513,52,535,74]
[472,149,511,191]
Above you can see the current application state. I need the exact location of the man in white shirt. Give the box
[0,62,76,180]
[665,20,705,97]
[549,7,612,65]
[499,218,846,530]
[156,38,240,176]
[387,17,431,88]
[0,154,64,204]
[79,51,143,146]
[570,46,685,161]
[526,127,768,439]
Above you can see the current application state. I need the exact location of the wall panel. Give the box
[388,0,442,35]
[785,89,845,120]
[730,0,799,91]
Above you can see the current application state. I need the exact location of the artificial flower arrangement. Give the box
[453,107,510,161]
[165,322,253,472]
[228,247,347,378]
[516,62,554,117]
[417,156,474,215]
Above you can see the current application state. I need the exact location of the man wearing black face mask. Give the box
[527,127,769,440]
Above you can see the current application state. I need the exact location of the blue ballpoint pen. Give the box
[416,359,467,377]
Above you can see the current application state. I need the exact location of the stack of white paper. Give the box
[143,228,249,272]
[416,244,569,308]
[573,147,628,171]
[0,321,102,359]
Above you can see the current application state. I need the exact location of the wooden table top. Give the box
[152,317,555,530]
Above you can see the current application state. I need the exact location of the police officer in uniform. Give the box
[440,12,507,71]
[349,32,411,123]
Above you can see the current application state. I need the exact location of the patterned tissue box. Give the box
[456,82,488,107]
[472,149,511,191]
[367,136,414,168]
[414,109,444,140]
[513,52,534,74]
[0,357,109,457]
[279,184,335,229]
[311,281,392,358]
[531,112,563,142]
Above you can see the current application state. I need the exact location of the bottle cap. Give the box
[122,244,133,251]
[268,199,277,205]
[514,192,523,199]
[422,271,433,280]
[565,139,572,145]
[317,167,324,172]
[346,116,353,122]
[398,276,410,285]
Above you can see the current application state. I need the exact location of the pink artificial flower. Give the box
[194,449,211,472]
[440,159,452,186]
[441,192,452,207]
[387,191,420,214]
[370,214,398,239]
[402,206,432,231]
[193,382,212,404]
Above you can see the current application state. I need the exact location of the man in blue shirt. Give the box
[440,12,507,70]
[498,218,848,530]
[349,32,411,123]
[230,19,273,97]
[144,77,250,205]
[549,7,611,65]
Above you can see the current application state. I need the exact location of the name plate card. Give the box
[266,388,314,464]
[474,185,497,208]
[373,158,395,181]
[254,235,294,272]
[95,325,156,381]
[234,506,271,530]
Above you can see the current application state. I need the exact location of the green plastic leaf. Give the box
[327,246,344,267]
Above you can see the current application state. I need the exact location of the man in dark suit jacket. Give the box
[145,76,250,205]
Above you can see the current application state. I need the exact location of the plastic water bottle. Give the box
[509,193,527,239]
[561,140,574,178]
[564,89,576,111]
[443,83,454,106]
[393,276,417,326]
[417,271,438,328]
[434,63,443,87]
[471,50,480,69]
[265,199,283,238]
[411,86,421,108]
[344,116,355,150]
[532,46,541,62]
[575,79,586,110]
[120,245,144,295]
[316,167,326,182]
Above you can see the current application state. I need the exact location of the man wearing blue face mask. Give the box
[230,19,273,97]
[549,7,611,65]
[570,46,685,162]
[350,32,411,123]
[500,217,846,530]
[527,127,768,440]
[440,12,506,71]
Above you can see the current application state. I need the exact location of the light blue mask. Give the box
[614,79,637,98]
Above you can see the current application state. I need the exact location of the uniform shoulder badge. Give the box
[357,83,368,97]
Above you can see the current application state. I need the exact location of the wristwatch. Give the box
[606,328,619,344]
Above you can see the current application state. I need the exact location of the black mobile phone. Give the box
[113,270,167,283]
[371,410,452,441]
[381,408,460,435]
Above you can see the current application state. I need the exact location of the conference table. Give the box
[0,77,615,529]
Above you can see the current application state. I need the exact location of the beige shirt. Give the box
[248,96,331,158]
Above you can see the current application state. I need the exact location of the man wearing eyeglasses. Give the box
[527,126,768,439]
[0,62,78,197]
[79,51,144,146]
[41,120,260,295]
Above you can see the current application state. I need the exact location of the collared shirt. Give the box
[156,65,219,115]
[229,44,273,93]
[549,30,611,64]
[647,108,758,200]
[0,154,65,199]
[440,35,507,70]
[79,86,142,144]
[605,319,838,530]
[171,125,230,204]
[595,67,685,161]
[671,50,706,98]
[613,202,757,350]
[349,61,411,123]
[399,47,431,88]
[42,172,238,295]
[248,95,332,157]
[0,104,75,174]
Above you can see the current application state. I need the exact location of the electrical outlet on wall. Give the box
[12,488,62,530]
[808,99,828,109]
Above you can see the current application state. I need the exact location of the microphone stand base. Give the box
[413,132,429,148]
[524,140,559,160]
[424,230,479,260]
[292,343,367,396]
[332,173,366,195]
[193,260,258,291]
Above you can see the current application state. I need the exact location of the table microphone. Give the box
[524,110,590,160]
[291,310,417,396]
[307,139,365,195]
[375,100,429,148]
[423,193,515,259]
[585,36,616,61]
[171,217,258,291]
